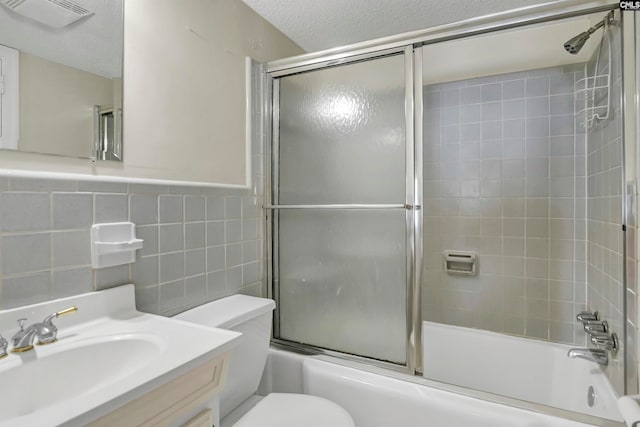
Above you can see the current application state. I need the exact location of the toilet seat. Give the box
[232,393,355,427]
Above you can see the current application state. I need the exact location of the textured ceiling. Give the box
[241,0,575,52]
[0,0,122,78]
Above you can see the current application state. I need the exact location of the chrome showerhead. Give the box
[564,31,592,55]
[563,15,610,55]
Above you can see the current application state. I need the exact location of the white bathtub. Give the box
[259,348,612,427]
[423,321,622,422]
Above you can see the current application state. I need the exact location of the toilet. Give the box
[175,294,355,427]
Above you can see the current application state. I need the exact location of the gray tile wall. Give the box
[422,65,588,345]
[0,179,265,316]
[585,21,625,394]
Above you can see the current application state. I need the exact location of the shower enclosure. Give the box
[264,0,634,420]
[268,50,419,368]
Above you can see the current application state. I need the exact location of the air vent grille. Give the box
[47,0,92,17]
[0,0,94,28]
[0,0,27,9]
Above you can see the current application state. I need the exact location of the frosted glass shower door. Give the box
[272,53,410,364]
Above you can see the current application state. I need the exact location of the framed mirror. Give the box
[0,0,123,160]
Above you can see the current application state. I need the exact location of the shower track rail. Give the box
[263,204,413,210]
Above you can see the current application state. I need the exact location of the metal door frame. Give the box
[266,46,420,374]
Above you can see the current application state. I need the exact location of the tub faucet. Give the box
[567,348,608,365]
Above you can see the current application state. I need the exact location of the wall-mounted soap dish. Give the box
[443,250,477,275]
[91,222,143,269]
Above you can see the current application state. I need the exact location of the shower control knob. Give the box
[577,311,598,322]
[590,333,618,352]
[583,320,607,334]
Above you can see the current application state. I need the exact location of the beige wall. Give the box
[423,16,597,85]
[19,52,115,158]
[0,0,303,185]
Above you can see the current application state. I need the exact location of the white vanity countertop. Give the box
[0,284,241,427]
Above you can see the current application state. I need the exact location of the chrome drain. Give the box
[588,385,597,407]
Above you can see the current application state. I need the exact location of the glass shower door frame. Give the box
[265,46,424,374]
[262,2,638,420]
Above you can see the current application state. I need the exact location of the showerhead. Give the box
[563,17,607,55]
[564,31,592,55]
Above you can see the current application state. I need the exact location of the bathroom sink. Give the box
[0,334,164,420]
[0,285,241,426]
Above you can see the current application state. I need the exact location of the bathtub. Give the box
[259,324,624,427]
[423,321,622,422]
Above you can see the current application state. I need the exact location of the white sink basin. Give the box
[0,334,164,420]
[0,285,241,426]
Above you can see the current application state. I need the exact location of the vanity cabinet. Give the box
[87,353,229,427]
[182,410,214,427]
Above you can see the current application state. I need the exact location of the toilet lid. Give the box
[232,393,355,427]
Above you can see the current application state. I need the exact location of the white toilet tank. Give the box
[175,295,276,419]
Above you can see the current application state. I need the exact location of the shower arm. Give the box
[592,10,615,34]
[588,20,605,35]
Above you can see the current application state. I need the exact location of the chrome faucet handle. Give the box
[590,333,618,352]
[577,311,599,322]
[11,318,37,352]
[0,334,7,359]
[583,320,608,334]
[36,306,78,345]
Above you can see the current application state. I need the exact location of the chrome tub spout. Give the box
[567,348,608,365]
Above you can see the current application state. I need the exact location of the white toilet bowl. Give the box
[175,295,354,427]
[233,393,353,427]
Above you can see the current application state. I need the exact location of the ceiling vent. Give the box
[0,0,93,28]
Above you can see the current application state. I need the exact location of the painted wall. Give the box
[0,0,303,185]
[422,16,596,85]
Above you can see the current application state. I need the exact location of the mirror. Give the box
[0,0,123,160]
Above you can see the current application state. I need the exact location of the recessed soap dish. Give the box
[91,222,143,269]
[443,250,477,275]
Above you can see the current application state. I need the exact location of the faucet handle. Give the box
[590,333,618,352]
[0,335,7,359]
[38,306,78,345]
[43,306,77,324]
[16,318,27,331]
[54,307,78,317]
[583,320,608,334]
[577,311,599,322]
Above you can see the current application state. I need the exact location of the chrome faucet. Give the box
[11,318,38,352]
[567,348,608,365]
[11,306,78,353]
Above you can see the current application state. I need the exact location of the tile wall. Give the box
[585,20,625,394]
[0,179,265,316]
[422,65,588,345]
